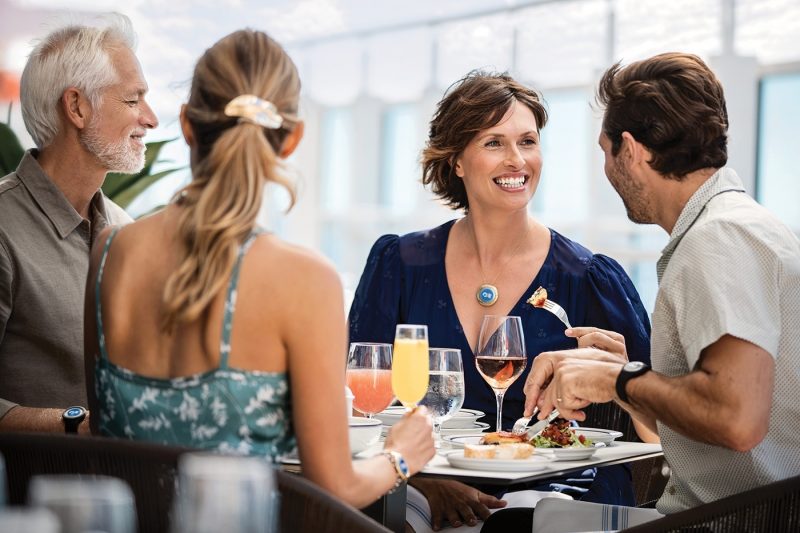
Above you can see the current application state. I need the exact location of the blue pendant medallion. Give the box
[477,284,499,307]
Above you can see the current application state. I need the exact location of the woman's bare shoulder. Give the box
[247,235,342,289]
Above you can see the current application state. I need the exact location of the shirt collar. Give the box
[16,149,109,240]
[656,167,746,282]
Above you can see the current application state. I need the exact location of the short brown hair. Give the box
[597,52,728,180]
[421,70,548,210]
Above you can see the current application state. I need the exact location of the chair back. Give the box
[583,402,669,507]
[621,473,800,532]
[277,470,390,533]
[0,433,390,533]
[0,432,185,532]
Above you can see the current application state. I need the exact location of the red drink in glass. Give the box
[346,369,394,416]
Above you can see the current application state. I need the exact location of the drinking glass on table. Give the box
[475,315,527,432]
[419,348,465,447]
[0,508,59,533]
[172,453,277,533]
[346,342,394,417]
[28,475,137,533]
[392,324,429,408]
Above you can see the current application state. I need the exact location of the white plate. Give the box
[441,423,489,436]
[383,422,489,437]
[445,450,549,472]
[574,428,623,445]
[535,446,598,461]
[443,435,484,448]
[375,407,485,429]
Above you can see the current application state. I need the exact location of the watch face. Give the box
[625,361,646,372]
[63,406,86,420]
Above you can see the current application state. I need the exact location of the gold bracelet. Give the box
[382,450,409,493]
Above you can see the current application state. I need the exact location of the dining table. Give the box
[282,440,663,533]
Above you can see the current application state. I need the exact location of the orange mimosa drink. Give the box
[392,337,429,407]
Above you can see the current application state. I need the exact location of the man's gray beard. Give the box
[80,120,145,174]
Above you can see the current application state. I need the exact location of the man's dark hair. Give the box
[597,52,728,179]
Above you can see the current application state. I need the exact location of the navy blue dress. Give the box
[349,220,652,505]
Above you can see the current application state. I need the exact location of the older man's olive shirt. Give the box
[0,150,132,418]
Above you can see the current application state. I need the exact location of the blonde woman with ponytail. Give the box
[84,29,434,508]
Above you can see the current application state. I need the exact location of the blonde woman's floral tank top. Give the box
[94,228,296,460]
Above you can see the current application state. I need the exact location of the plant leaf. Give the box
[0,122,25,176]
[110,167,184,209]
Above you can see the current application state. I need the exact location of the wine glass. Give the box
[419,348,465,447]
[391,324,429,408]
[346,342,394,417]
[28,475,137,533]
[171,453,277,533]
[475,315,527,432]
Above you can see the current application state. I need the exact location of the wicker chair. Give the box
[0,432,389,533]
[582,402,669,507]
[621,473,800,532]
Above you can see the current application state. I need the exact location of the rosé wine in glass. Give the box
[475,316,527,432]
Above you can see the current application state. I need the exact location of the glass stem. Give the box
[433,421,443,448]
[494,390,505,432]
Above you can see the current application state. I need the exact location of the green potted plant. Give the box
[1,120,182,209]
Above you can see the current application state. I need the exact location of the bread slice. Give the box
[464,444,497,459]
[494,443,534,460]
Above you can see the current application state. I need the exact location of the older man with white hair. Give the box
[0,13,158,434]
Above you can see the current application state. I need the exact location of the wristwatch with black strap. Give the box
[615,361,651,404]
[62,406,88,434]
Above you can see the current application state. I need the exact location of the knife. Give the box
[526,409,561,440]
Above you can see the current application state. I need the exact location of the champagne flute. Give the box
[475,315,527,432]
[391,325,429,408]
[346,342,394,417]
[419,348,465,447]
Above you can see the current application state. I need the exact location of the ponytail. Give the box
[160,29,299,332]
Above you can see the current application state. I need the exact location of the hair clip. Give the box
[224,94,283,129]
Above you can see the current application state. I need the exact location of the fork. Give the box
[511,408,538,435]
[512,408,561,436]
[542,299,572,329]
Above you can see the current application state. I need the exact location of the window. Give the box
[379,104,420,212]
[534,88,592,223]
[319,107,353,213]
[756,72,800,231]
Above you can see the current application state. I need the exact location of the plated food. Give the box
[446,451,548,472]
[479,431,529,445]
[454,419,594,460]
[530,418,593,448]
[464,442,533,460]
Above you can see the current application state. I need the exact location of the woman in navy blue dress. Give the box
[348,71,655,531]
